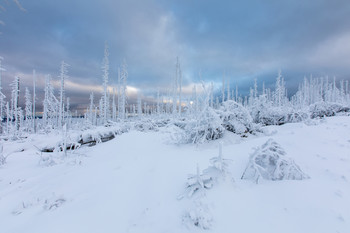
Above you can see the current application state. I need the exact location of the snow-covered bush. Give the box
[156,119,170,127]
[183,200,213,230]
[217,100,258,135]
[249,95,309,125]
[255,106,292,126]
[286,110,309,123]
[175,107,224,144]
[133,119,158,132]
[241,139,309,182]
[309,102,350,119]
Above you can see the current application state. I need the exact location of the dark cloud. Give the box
[1,0,350,110]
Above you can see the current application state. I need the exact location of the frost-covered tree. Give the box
[10,76,20,132]
[176,57,182,115]
[32,70,36,132]
[112,88,117,121]
[210,83,214,108]
[226,79,230,101]
[137,94,142,117]
[89,92,95,124]
[177,83,224,144]
[169,57,183,116]
[101,42,109,124]
[273,70,287,107]
[221,75,225,103]
[0,143,5,166]
[0,57,6,134]
[66,97,71,127]
[156,89,161,115]
[43,75,58,128]
[59,61,69,127]
[118,59,128,120]
[24,87,32,131]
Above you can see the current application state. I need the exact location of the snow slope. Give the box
[0,116,350,233]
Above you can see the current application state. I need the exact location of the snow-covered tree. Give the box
[32,69,36,132]
[101,42,109,124]
[156,89,161,115]
[273,70,287,107]
[24,87,32,131]
[0,143,5,166]
[0,57,6,134]
[89,92,95,124]
[112,88,117,121]
[58,61,69,127]
[43,74,58,128]
[221,75,225,103]
[137,94,142,117]
[10,76,20,132]
[226,79,230,101]
[118,59,128,120]
[176,57,182,115]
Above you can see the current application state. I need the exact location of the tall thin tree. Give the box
[101,42,109,124]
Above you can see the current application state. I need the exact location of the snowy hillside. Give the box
[1,116,349,233]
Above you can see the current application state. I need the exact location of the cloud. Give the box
[1,0,350,110]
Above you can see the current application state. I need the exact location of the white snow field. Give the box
[1,116,350,233]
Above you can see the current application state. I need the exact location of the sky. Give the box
[1,0,350,111]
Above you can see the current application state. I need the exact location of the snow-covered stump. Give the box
[241,139,309,183]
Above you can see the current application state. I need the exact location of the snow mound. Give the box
[241,139,309,182]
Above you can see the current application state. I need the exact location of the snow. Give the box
[1,116,350,233]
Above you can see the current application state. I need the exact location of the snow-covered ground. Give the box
[1,116,350,233]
